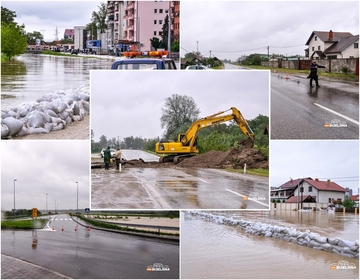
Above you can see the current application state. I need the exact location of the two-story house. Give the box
[305,30,359,59]
[272,177,346,204]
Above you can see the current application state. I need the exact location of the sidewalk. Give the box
[1,254,71,279]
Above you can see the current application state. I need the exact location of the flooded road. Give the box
[181,211,359,279]
[2,214,179,279]
[1,53,112,108]
[91,167,269,209]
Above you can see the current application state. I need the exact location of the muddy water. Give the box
[1,53,112,108]
[181,211,359,279]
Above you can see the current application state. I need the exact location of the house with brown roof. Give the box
[305,30,359,59]
[272,177,346,204]
[64,29,74,40]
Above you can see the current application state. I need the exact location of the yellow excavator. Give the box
[155,107,255,163]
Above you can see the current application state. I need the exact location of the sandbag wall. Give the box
[185,211,359,259]
[1,85,90,139]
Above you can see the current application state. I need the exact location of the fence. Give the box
[262,57,359,75]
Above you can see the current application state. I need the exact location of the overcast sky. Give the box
[1,141,90,211]
[2,1,101,42]
[181,1,359,60]
[270,140,359,194]
[91,70,269,142]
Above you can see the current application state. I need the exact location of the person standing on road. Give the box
[309,60,326,87]
[104,146,111,170]
[115,148,121,170]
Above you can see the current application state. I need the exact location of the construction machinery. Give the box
[155,107,255,163]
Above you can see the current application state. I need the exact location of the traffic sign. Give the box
[32,208,38,218]
[85,208,90,213]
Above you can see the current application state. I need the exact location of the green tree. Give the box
[161,14,169,50]
[92,2,107,34]
[1,23,27,60]
[150,37,162,51]
[1,6,16,24]
[99,135,108,148]
[26,31,44,45]
[86,21,98,40]
[343,199,356,208]
[160,94,200,140]
[171,41,179,52]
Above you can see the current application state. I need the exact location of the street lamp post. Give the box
[13,179,17,219]
[76,182,78,215]
[46,193,48,216]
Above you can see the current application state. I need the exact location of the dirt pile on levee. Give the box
[178,147,268,169]
[92,148,268,169]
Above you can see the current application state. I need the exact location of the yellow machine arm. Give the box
[155,107,255,161]
[179,107,255,148]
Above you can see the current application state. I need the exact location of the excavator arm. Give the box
[155,107,255,162]
[179,107,254,148]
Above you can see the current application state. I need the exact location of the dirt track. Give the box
[92,147,268,170]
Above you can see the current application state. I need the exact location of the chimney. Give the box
[327,179,330,186]
[329,30,333,40]
[315,178,319,181]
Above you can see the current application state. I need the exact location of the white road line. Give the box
[314,103,359,125]
[225,189,269,207]
[198,178,208,183]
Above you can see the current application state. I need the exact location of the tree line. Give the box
[92,94,269,156]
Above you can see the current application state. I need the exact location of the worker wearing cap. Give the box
[309,59,326,87]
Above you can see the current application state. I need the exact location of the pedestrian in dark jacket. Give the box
[104,146,111,170]
[309,60,326,87]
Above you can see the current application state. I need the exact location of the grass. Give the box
[41,50,76,57]
[1,219,48,229]
[226,168,269,177]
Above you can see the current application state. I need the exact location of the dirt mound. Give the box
[177,148,268,169]
[91,148,268,170]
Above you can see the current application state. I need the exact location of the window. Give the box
[328,198,332,203]
[159,31,162,36]
[154,31,157,36]
[308,186,312,192]
[154,20,157,24]
[318,46,321,50]
[154,9,157,13]
[354,43,358,49]
[314,36,317,41]
[159,9,163,13]
[312,46,314,51]
[159,20,163,24]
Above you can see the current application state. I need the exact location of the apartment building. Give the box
[107,1,179,52]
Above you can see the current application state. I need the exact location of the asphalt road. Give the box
[92,151,269,210]
[271,73,359,139]
[1,214,179,279]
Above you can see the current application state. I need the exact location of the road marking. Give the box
[198,178,208,183]
[313,103,359,125]
[225,189,269,207]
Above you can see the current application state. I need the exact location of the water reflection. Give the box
[1,53,112,108]
[181,212,359,279]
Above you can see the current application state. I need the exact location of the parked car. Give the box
[185,64,214,70]
[111,58,177,70]
[100,148,116,158]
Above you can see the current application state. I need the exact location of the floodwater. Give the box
[181,211,359,279]
[1,53,112,108]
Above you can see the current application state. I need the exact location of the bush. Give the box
[341,66,350,74]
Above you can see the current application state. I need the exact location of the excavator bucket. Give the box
[238,138,254,149]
